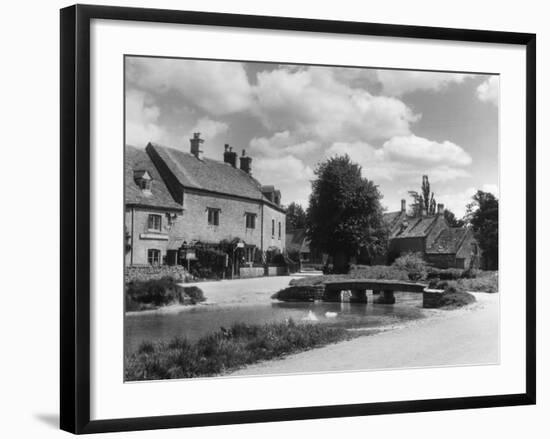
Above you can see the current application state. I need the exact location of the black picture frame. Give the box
[60,4,536,434]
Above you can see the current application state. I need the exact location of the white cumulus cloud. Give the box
[254,155,315,206]
[125,89,166,147]
[382,135,472,167]
[249,131,320,158]
[377,70,474,96]
[476,76,499,106]
[126,57,253,116]
[253,67,419,142]
[325,135,471,183]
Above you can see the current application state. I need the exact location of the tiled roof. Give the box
[383,210,406,231]
[125,145,182,210]
[389,215,438,239]
[426,228,469,254]
[147,143,283,211]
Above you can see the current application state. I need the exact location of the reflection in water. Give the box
[124,292,426,355]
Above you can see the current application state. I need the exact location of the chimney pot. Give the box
[190,132,204,159]
[223,143,237,167]
[401,199,406,212]
[239,150,252,174]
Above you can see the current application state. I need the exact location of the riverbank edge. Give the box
[228,292,499,377]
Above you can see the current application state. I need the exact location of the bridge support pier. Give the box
[323,288,343,302]
[350,288,368,303]
[375,289,396,304]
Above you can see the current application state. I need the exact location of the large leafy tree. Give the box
[443,208,465,227]
[466,190,499,270]
[306,155,387,273]
[285,202,307,231]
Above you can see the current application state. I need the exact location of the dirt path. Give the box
[229,293,499,376]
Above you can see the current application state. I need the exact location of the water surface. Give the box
[125,292,426,355]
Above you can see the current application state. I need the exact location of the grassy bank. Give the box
[125,320,353,380]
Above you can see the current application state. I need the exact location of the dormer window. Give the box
[134,170,152,192]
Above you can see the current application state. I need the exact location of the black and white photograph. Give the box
[123,56,500,381]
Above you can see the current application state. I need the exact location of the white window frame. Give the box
[147,213,162,232]
[147,248,161,266]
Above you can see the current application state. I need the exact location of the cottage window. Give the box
[148,214,162,231]
[271,219,275,237]
[138,179,151,191]
[147,249,161,266]
[207,208,220,226]
[278,222,281,239]
[245,213,256,229]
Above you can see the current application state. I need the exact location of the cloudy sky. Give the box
[125,56,499,218]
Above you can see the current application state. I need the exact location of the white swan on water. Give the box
[302,310,319,321]
[324,311,338,318]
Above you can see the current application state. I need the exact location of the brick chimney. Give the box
[240,149,252,174]
[437,203,445,215]
[190,132,204,159]
[401,199,406,212]
[223,144,237,167]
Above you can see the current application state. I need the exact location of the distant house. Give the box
[384,199,480,269]
[285,228,326,268]
[125,134,285,268]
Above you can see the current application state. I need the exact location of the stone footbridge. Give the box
[322,279,443,307]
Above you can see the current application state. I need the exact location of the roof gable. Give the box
[125,146,182,210]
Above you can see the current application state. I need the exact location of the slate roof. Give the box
[384,211,439,239]
[147,143,284,211]
[125,145,182,210]
[383,210,406,231]
[426,228,469,254]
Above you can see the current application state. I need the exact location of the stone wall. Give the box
[267,266,287,276]
[125,264,189,283]
[239,266,265,278]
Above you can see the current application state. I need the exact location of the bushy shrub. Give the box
[125,277,206,310]
[272,285,324,302]
[425,280,476,309]
[126,276,179,307]
[191,248,228,279]
[426,267,464,280]
[179,286,206,304]
[457,272,498,293]
[392,252,428,281]
[350,265,409,281]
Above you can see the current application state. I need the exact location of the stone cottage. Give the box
[384,199,480,269]
[125,134,286,268]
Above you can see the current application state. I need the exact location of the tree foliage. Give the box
[443,208,465,227]
[285,202,307,231]
[408,175,437,216]
[306,155,387,273]
[466,190,499,270]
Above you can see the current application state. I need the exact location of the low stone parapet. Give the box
[239,266,265,278]
[422,288,445,308]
